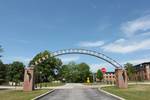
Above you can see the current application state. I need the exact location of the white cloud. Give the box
[102,38,150,53]
[58,56,80,63]
[121,15,150,36]
[122,58,150,65]
[77,15,150,54]
[78,41,104,47]
[102,15,150,53]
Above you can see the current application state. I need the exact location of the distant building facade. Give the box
[103,72,116,84]
[133,62,150,81]
[96,72,116,84]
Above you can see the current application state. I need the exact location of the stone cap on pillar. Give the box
[25,66,35,70]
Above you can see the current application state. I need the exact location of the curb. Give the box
[98,88,125,100]
[31,89,55,100]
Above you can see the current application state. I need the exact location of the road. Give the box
[39,83,118,100]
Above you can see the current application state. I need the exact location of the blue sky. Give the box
[1,0,150,72]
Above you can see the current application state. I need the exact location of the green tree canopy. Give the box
[96,69,103,81]
[0,60,7,84]
[29,50,62,83]
[60,62,92,83]
[60,64,71,82]
[8,61,25,85]
[77,63,91,82]
[124,63,135,80]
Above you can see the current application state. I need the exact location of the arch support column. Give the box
[23,67,35,91]
[115,68,128,88]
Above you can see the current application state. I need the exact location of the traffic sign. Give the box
[101,67,106,73]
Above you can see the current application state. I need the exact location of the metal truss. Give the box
[50,49,122,68]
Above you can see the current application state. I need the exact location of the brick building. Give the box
[95,72,116,84]
[103,72,116,84]
[133,62,150,81]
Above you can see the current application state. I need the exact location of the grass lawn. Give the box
[0,89,49,100]
[102,85,150,100]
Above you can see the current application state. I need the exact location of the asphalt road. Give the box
[39,88,118,100]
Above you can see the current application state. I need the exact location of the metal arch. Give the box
[51,49,122,68]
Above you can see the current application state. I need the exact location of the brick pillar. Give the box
[115,68,128,88]
[23,67,34,92]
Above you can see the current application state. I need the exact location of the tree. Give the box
[60,65,70,82]
[60,62,76,82]
[8,61,25,85]
[60,62,92,83]
[77,63,91,82]
[0,60,7,85]
[96,69,103,81]
[29,50,62,83]
[124,63,135,80]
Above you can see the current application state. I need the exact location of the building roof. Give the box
[134,62,150,68]
[94,71,115,74]
[105,72,115,74]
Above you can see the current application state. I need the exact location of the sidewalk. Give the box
[128,81,150,85]
[0,86,23,90]
[1,82,150,90]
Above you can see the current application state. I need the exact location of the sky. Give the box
[0,0,150,72]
